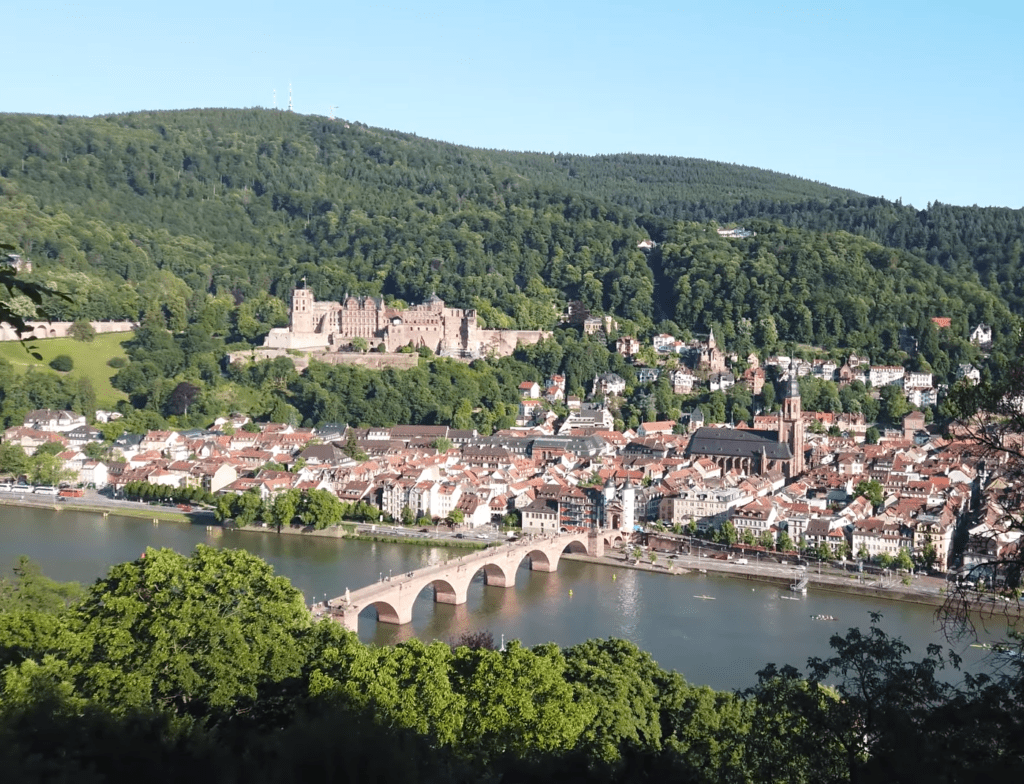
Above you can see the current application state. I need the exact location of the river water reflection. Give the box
[0,507,1004,691]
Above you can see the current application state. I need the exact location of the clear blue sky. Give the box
[5,0,1021,209]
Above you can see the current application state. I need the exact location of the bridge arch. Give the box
[364,599,402,625]
[603,533,625,548]
[519,548,556,572]
[423,577,465,605]
[472,561,514,588]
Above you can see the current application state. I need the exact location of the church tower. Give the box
[291,283,315,334]
[778,375,804,477]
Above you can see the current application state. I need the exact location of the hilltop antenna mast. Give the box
[288,83,293,112]
[273,88,276,109]
[328,105,336,120]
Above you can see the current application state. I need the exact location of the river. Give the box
[0,507,1006,691]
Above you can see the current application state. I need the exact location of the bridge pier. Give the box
[482,563,515,588]
[529,554,557,572]
[433,580,467,605]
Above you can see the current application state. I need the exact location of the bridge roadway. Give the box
[321,530,618,632]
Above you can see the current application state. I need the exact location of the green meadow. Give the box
[0,332,133,408]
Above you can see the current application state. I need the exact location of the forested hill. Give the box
[0,108,1020,357]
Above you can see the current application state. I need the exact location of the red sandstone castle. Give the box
[264,284,549,359]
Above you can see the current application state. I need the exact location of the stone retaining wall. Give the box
[0,321,136,341]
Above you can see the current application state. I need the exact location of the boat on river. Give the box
[780,595,801,601]
[694,595,716,600]
[811,614,837,621]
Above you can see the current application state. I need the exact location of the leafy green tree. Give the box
[854,478,884,508]
[742,665,846,784]
[341,431,367,461]
[452,641,591,763]
[895,548,914,572]
[562,638,670,764]
[70,545,311,715]
[0,441,30,478]
[921,537,938,569]
[68,320,96,342]
[717,520,738,546]
[214,493,236,522]
[270,489,301,531]
[0,241,71,359]
[777,531,794,553]
[28,452,73,486]
[780,613,965,782]
[865,426,880,444]
[48,355,73,372]
[879,384,912,424]
[0,556,83,615]
[302,488,342,529]
[233,490,264,527]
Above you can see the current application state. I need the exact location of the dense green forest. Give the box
[1,109,1020,338]
[0,108,1020,430]
[0,549,1020,783]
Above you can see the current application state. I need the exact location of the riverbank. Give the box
[562,551,952,609]
[0,493,497,550]
[228,523,490,549]
[0,494,202,525]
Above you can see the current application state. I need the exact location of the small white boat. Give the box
[694,594,716,600]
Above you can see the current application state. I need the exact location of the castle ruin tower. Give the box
[291,283,315,334]
[779,375,805,477]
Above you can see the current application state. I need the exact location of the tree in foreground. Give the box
[70,545,311,715]
[940,337,1024,642]
[742,612,1023,782]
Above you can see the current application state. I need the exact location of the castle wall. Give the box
[0,321,137,342]
[265,328,331,350]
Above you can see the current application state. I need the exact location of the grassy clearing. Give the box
[0,332,133,408]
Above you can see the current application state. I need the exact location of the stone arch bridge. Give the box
[325,530,623,632]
